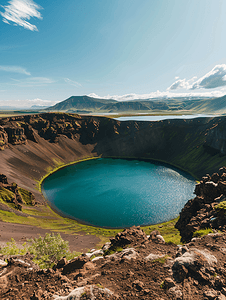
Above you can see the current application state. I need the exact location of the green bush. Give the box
[0,233,80,269]
[28,233,78,268]
[0,238,27,256]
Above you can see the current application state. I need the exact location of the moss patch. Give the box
[18,187,35,205]
[0,186,14,203]
[193,228,215,238]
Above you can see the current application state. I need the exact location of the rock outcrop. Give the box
[176,167,226,242]
[108,226,148,250]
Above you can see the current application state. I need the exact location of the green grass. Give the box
[0,186,21,210]
[0,202,182,249]
[142,217,181,245]
[193,228,214,238]
[0,186,14,202]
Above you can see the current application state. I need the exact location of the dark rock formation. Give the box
[0,126,8,150]
[176,167,226,242]
[108,226,148,250]
[0,174,36,211]
[0,174,8,184]
[4,126,26,145]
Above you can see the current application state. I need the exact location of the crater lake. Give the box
[42,158,195,228]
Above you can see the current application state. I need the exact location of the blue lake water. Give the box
[42,158,195,228]
[114,114,218,122]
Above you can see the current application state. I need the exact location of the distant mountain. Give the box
[31,105,50,109]
[46,95,116,112]
[46,95,226,114]
[0,106,24,110]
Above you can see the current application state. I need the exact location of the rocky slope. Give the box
[1,226,226,299]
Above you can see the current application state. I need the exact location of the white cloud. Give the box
[167,78,190,90]
[191,64,226,89]
[27,98,56,106]
[10,77,55,87]
[0,65,30,75]
[0,0,42,31]
[64,78,82,87]
[0,98,56,108]
[167,76,197,91]
[88,89,225,101]
[168,64,226,91]
[28,98,53,103]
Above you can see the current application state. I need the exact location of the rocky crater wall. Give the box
[1,113,226,203]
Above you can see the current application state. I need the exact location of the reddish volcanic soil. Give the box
[1,226,226,299]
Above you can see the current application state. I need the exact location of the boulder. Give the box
[106,248,139,262]
[149,230,165,244]
[173,248,217,282]
[53,285,114,300]
[62,255,89,274]
[109,226,147,249]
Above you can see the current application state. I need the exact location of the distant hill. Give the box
[46,95,226,114]
[46,95,116,112]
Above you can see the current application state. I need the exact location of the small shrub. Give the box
[0,233,79,269]
[0,238,28,256]
[28,233,78,269]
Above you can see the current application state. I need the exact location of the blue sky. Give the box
[1,0,226,107]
